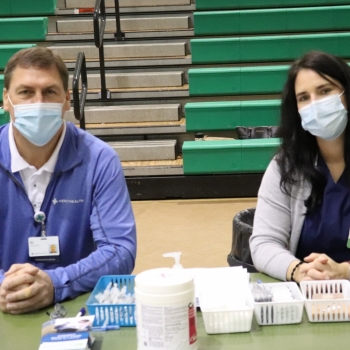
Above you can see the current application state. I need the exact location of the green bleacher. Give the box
[0,44,36,69]
[0,18,48,42]
[0,0,56,16]
[184,3,350,175]
[185,100,280,132]
[194,6,350,36]
[0,2,52,127]
[0,110,10,126]
[183,139,280,174]
[191,33,350,64]
[195,0,350,10]
[189,65,289,96]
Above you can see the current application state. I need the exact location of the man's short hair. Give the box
[4,47,69,91]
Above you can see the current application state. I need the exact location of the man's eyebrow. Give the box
[15,85,34,90]
[15,84,61,90]
[43,84,61,90]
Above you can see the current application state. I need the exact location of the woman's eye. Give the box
[298,95,308,102]
[320,88,332,95]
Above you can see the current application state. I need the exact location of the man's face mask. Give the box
[8,96,64,147]
[298,92,348,140]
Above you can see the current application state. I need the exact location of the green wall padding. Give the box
[183,139,280,174]
[194,6,350,36]
[0,0,56,16]
[189,66,289,96]
[0,44,36,70]
[0,18,48,42]
[195,0,350,10]
[185,100,281,131]
[191,33,350,64]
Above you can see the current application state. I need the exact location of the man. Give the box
[0,47,137,314]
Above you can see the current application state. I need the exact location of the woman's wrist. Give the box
[340,262,350,280]
[287,260,303,282]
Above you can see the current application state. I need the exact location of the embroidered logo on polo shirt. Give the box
[52,198,84,205]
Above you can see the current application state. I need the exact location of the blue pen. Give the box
[76,307,86,317]
[91,325,120,331]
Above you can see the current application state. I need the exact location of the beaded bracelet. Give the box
[291,261,304,282]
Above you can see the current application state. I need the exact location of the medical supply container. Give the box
[86,275,136,327]
[135,252,198,350]
[252,282,304,325]
[300,280,350,322]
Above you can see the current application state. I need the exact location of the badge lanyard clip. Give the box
[34,211,47,237]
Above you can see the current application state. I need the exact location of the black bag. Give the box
[227,208,257,272]
[236,126,279,139]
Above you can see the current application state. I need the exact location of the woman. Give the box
[250,51,350,283]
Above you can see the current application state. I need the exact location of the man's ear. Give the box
[2,89,9,112]
[64,90,71,112]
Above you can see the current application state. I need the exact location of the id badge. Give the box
[28,236,60,263]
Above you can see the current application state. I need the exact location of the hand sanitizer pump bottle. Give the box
[135,252,198,350]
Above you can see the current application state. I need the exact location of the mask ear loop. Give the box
[7,95,15,108]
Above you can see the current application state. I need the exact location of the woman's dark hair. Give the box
[277,51,350,213]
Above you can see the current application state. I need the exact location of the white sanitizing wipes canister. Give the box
[135,252,198,350]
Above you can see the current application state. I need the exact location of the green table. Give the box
[1,274,350,350]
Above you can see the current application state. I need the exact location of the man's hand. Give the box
[0,263,54,314]
[299,253,349,281]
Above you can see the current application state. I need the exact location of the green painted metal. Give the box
[241,138,280,172]
[1,2,11,16]
[189,65,289,96]
[0,110,10,126]
[195,0,350,10]
[194,6,350,36]
[0,75,4,98]
[185,100,281,131]
[183,138,280,174]
[0,18,48,42]
[191,33,350,64]
[0,44,36,70]
[0,0,56,16]
[183,140,243,174]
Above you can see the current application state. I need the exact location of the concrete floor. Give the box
[131,198,257,274]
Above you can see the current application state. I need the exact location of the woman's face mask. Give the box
[298,92,348,140]
[8,96,64,147]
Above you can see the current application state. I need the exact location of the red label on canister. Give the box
[188,303,197,345]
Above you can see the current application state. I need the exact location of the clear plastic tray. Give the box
[252,282,304,325]
[200,296,254,334]
[300,280,350,322]
[86,275,136,327]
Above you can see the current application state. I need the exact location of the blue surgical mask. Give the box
[8,96,64,147]
[298,92,348,140]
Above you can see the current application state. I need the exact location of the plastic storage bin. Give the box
[86,275,136,327]
[300,280,350,322]
[252,282,304,325]
[200,295,254,334]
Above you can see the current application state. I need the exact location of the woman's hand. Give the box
[300,253,349,281]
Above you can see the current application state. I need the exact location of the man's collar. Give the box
[9,121,67,173]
